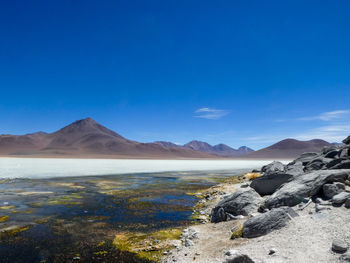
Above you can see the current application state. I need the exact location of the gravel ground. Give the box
[163,183,350,263]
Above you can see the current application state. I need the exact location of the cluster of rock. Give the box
[211,136,350,263]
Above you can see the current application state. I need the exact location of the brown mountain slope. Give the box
[183,140,254,157]
[244,138,331,159]
[0,118,216,158]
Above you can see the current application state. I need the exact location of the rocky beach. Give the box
[164,136,350,263]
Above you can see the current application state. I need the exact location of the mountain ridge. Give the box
[0,118,332,159]
[244,138,331,159]
[0,118,215,158]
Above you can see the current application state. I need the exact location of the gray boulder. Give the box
[242,207,298,238]
[326,158,346,169]
[250,173,293,196]
[211,188,263,223]
[332,192,350,204]
[261,161,285,175]
[329,160,350,169]
[265,170,350,209]
[324,150,340,158]
[305,158,333,171]
[294,152,319,165]
[343,136,350,145]
[332,239,348,253]
[223,253,255,263]
[284,162,304,177]
[322,183,346,199]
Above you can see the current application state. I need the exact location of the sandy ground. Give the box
[163,183,350,263]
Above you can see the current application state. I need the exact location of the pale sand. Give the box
[164,183,350,263]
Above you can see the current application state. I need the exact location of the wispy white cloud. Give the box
[244,124,350,145]
[299,110,350,121]
[294,124,350,142]
[194,107,229,120]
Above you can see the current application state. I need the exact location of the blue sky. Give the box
[1,0,350,149]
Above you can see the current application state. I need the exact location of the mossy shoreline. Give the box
[0,170,253,262]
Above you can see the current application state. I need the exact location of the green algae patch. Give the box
[216,174,246,184]
[97,240,106,247]
[35,218,50,224]
[113,228,182,261]
[0,206,15,210]
[93,250,108,256]
[0,225,30,239]
[0,215,10,222]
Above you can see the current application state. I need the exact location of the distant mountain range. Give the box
[0,118,214,158]
[155,140,253,157]
[0,118,332,159]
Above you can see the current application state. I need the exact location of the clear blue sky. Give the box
[1,0,350,149]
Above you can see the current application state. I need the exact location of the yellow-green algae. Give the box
[0,215,10,222]
[30,192,84,207]
[113,228,182,261]
[0,225,30,239]
[0,206,15,210]
[230,223,244,239]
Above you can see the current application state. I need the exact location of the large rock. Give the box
[305,157,333,171]
[265,170,350,209]
[242,207,298,238]
[343,136,350,145]
[284,162,304,177]
[211,188,263,223]
[326,158,346,169]
[329,160,350,169]
[250,173,293,196]
[322,183,345,199]
[261,161,285,175]
[332,192,350,204]
[293,152,319,165]
[324,149,340,158]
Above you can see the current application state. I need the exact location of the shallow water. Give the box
[0,159,280,262]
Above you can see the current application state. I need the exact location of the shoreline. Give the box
[163,168,350,262]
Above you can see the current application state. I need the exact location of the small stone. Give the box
[345,199,350,209]
[73,257,80,261]
[339,252,350,262]
[195,252,201,256]
[315,204,330,212]
[332,192,350,204]
[268,248,277,255]
[184,239,194,247]
[332,239,348,253]
[225,249,238,256]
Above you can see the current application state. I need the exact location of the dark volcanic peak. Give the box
[245,138,331,159]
